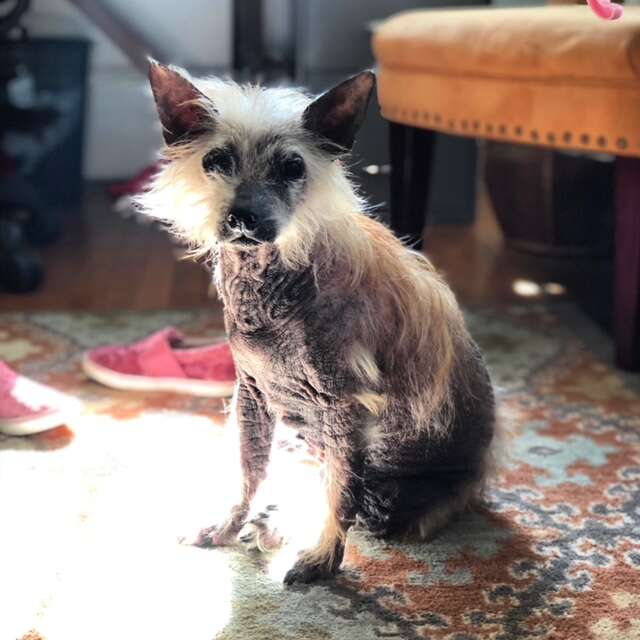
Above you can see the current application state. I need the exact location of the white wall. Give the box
[263,0,293,66]
[105,0,232,68]
[23,0,232,179]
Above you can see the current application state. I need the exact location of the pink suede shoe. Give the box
[0,361,82,436]
[82,328,236,397]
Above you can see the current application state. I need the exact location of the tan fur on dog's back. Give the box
[280,160,472,436]
[309,209,472,436]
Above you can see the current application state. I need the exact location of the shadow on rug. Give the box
[1,304,639,640]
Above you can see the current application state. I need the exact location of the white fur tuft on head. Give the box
[137,67,375,267]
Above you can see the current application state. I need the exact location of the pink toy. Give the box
[587,0,623,21]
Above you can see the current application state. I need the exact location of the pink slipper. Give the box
[0,361,82,436]
[82,328,236,397]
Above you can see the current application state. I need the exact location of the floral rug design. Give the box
[1,305,639,640]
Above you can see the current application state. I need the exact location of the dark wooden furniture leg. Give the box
[614,156,640,370]
[388,123,436,250]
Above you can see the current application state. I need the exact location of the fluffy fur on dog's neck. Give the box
[137,74,471,434]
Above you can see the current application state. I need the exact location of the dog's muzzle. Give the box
[224,188,278,244]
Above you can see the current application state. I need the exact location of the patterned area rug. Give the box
[1,305,639,640]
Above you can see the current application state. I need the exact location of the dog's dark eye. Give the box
[202,148,234,176]
[279,155,305,182]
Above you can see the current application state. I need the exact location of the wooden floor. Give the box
[0,183,614,333]
[1,185,213,313]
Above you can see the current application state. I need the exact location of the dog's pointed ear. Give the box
[148,61,214,145]
[302,71,376,155]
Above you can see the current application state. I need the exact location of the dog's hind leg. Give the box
[192,376,275,548]
[359,470,484,540]
[409,481,479,540]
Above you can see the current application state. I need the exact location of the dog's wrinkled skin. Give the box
[142,63,495,585]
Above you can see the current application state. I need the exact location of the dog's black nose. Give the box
[227,208,258,232]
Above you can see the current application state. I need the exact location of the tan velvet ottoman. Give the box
[372,6,640,370]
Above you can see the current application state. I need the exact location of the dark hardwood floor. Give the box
[0,182,614,335]
[1,184,213,313]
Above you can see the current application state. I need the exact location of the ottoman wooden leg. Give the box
[388,123,435,250]
[614,156,640,370]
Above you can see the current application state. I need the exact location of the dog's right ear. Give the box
[148,61,215,145]
[302,70,376,155]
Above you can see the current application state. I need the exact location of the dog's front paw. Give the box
[283,554,337,585]
[181,519,242,548]
[238,508,284,553]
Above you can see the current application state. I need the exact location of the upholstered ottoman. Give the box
[373,6,640,370]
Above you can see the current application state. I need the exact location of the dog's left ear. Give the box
[302,70,376,155]
[148,61,215,145]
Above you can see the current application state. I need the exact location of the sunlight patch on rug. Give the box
[1,307,639,640]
